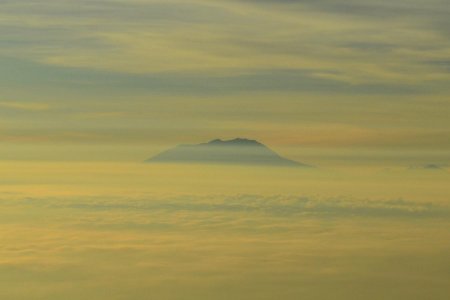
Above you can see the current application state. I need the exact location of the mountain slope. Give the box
[145,138,310,167]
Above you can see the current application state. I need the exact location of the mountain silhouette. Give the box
[145,138,310,167]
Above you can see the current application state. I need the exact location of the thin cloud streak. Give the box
[0,0,449,88]
[0,101,50,111]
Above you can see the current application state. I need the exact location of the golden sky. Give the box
[0,0,449,162]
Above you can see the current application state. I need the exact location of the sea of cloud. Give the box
[1,191,449,300]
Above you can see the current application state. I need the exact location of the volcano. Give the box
[145,138,310,167]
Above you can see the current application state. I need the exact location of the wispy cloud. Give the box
[4,194,448,221]
[0,101,50,111]
[0,0,449,88]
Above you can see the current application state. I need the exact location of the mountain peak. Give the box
[207,138,262,146]
[146,138,311,167]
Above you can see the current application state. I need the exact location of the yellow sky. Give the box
[0,0,449,162]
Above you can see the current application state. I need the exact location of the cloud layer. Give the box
[1,0,449,85]
[1,192,449,300]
